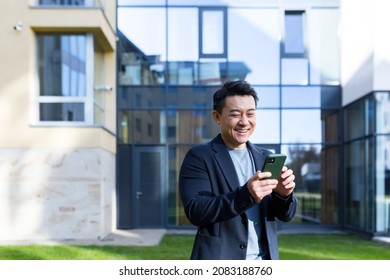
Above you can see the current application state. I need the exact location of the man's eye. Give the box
[230,114,241,118]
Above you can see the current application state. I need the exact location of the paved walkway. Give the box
[1,225,389,246]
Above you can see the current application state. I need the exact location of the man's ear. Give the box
[212,110,221,125]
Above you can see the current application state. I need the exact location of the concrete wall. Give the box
[0,148,115,240]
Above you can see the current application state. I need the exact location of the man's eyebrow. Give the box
[229,108,256,113]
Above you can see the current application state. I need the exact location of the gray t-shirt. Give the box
[229,147,262,260]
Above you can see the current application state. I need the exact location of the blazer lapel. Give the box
[211,135,240,192]
[247,142,268,172]
[210,135,270,192]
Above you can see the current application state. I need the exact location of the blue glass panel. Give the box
[282,109,321,143]
[284,12,305,54]
[281,58,308,85]
[282,87,321,108]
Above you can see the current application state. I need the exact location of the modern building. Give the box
[1,0,389,242]
[116,0,390,237]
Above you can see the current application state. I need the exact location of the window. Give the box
[136,118,141,132]
[282,109,321,143]
[282,11,308,85]
[228,8,280,84]
[36,33,93,125]
[283,11,306,56]
[199,7,227,58]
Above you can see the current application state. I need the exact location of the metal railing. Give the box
[37,0,103,7]
[300,196,321,222]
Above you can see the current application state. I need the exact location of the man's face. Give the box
[213,95,257,150]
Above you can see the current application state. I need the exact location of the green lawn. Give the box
[278,234,390,260]
[0,233,389,260]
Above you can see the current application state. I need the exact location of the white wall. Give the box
[372,1,390,90]
[341,0,390,106]
[340,0,373,105]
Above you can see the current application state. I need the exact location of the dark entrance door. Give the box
[132,146,166,228]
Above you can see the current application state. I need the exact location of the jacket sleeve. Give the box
[269,192,298,222]
[179,147,257,227]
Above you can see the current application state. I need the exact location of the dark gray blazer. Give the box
[179,134,298,260]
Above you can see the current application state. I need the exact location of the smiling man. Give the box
[179,80,298,260]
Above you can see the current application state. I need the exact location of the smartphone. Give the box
[261,154,287,180]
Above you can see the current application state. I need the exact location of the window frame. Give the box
[199,7,227,59]
[34,33,94,126]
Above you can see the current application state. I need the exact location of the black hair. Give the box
[213,80,259,113]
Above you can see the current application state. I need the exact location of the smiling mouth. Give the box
[236,129,249,134]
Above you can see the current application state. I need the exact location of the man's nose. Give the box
[238,115,249,124]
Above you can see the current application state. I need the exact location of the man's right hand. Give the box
[246,171,278,202]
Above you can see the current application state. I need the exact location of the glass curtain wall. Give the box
[117,1,341,229]
[344,92,390,235]
[375,93,390,235]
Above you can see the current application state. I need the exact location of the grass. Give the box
[0,233,389,260]
[278,234,390,260]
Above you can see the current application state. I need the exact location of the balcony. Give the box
[30,1,115,52]
[37,0,103,7]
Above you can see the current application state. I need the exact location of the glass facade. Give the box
[343,92,390,234]
[117,1,390,233]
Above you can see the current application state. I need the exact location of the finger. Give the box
[280,168,293,179]
[281,176,295,188]
[282,174,295,185]
[284,181,296,190]
[256,171,272,180]
[251,185,275,201]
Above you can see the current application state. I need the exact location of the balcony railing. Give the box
[37,0,103,7]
